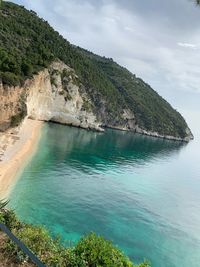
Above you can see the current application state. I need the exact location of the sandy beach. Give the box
[0,118,43,199]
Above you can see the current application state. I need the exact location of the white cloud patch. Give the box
[178,42,198,49]
[124,26,135,33]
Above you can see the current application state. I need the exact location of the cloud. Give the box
[124,26,135,33]
[178,42,199,49]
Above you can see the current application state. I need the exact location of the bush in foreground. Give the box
[69,232,150,267]
[0,203,150,267]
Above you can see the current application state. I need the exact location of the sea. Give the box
[10,111,200,267]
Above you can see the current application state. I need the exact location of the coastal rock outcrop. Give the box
[0,61,103,132]
[26,61,102,131]
[0,60,193,142]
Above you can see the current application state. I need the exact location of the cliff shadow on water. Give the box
[39,122,187,171]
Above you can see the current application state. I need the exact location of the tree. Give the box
[21,62,33,76]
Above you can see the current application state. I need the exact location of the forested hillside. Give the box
[0,1,192,139]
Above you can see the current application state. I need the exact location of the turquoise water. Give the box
[10,121,200,267]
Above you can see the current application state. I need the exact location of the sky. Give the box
[9,0,200,127]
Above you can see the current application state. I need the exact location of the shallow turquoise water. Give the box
[10,122,200,267]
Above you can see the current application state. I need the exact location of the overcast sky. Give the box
[10,0,200,119]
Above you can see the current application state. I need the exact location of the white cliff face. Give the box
[26,61,103,131]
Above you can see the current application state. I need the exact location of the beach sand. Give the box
[0,118,43,199]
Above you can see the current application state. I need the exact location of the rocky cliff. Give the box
[0,61,103,132]
[0,83,25,131]
[26,61,102,131]
[0,60,193,141]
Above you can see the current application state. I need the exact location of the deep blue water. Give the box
[10,119,200,267]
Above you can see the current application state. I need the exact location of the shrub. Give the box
[82,100,91,112]
[21,62,33,77]
[10,111,25,127]
[64,94,72,101]
[50,76,57,87]
[0,71,21,86]
[1,209,22,230]
[0,200,22,231]
[6,225,67,266]
[71,232,133,267]
[4,227,151,267]
[59,90,65,95]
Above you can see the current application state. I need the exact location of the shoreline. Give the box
[47,121,193,142]
[95,124,193,142]
[0,118,43,199]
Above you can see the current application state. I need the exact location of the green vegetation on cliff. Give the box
[0,201,149,267]
[0,1,190,138]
